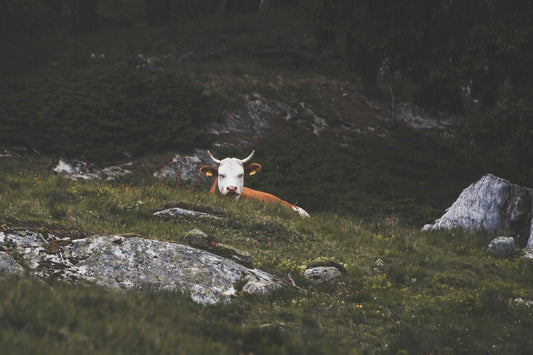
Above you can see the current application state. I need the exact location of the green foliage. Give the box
[0,66,212,162]
[309,0,533,109]
[457,90,533,185]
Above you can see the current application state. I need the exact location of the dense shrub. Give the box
[0,66,213,162]
[0,0,68,37]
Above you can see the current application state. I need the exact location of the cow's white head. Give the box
[199,150,262,199]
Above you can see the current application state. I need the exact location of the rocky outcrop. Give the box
[396,102,455,130]
[153,149,211,182]
[423,174,533,250]
[54,159,132,180]
[0,230,281,305]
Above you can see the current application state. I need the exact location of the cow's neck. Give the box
[209,178,218,195]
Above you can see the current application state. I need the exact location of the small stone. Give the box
[185,228,209,239]
[488,236,515,258]
[303,266,342,283]
[242,280,281,295]
[0,251,25,277]
[513,297,533,307]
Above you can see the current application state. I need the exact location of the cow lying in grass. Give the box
[200,150,310,217]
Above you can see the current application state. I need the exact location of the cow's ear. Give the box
[245,163,262,176]
[200,166,218,177]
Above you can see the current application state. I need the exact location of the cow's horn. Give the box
[207,150,221,164]
[241,150,255,164]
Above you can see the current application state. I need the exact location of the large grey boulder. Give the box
[423,174,533,249]
[0,231,281,305]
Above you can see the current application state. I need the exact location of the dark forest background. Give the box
[1,0,533,188]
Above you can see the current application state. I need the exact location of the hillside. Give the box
[0,8,484,227]
[1,5,532,354]
[1,158,532,354]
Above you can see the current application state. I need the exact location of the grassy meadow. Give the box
[1,159,532,354]
[1,5,532,354]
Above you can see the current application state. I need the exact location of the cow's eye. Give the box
[238,174,243,178]
[219,174,225,179]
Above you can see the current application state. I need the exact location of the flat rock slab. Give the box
[154,207,221,220]
[0,231,281,304]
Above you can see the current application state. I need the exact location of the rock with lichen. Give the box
[303,266,342,283]
[0,230,281,305]
[487,236,515,258]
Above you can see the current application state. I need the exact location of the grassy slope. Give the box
[1,160,532,354]
[1,9,532,355]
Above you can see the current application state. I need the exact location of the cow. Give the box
[199,150,310,217]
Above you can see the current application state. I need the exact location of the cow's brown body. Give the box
[208,178,301,212]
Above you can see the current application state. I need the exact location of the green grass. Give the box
[1,160,532,354]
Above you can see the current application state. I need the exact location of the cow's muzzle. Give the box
[225,186,239,196]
